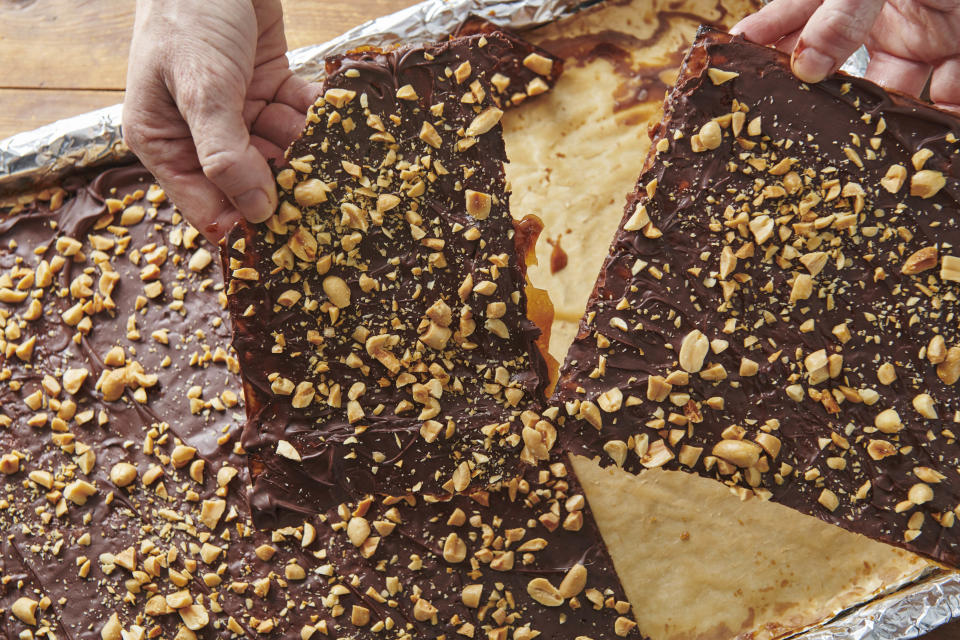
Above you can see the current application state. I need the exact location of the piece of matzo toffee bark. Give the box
[222,31,641,639]
[0,168,638,638]
[264,448,640,640]
[224,32,563,519]
[0,169,284,638]
[554,27,960,565]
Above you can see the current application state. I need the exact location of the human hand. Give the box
[123,0,320,241]
[731,0,960,113]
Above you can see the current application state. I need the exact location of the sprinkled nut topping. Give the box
[553,28,960,565]
[678,329,709,373]
[109,462,138,487]
[527,577,564,606]
[12,597,39,626]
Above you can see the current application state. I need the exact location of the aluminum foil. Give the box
[0,0,952,637]
[285,0,589,79]
[0,0,863,193]
[0,0,586,194]
[805,570,960,639]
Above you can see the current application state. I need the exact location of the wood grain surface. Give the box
[0,0,419,139]
[0,2,957,637]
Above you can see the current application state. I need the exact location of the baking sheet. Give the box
[0,0,586,193]
[0,0,955,637]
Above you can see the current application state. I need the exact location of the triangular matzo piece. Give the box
[222,30,646,639]
[571,455,928,640]
[494,3,933,636]
[224,32,563,521]
[554,27,960,565]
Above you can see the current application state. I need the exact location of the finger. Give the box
[865,51,932,98]
[729,0,821,44]
[916,0,960,10]
[250,134,286,166]
[930,57,960,114]
[247,58,320,113]
[275,74,323,113]
[242,99,267,130]
[167,175,242,244]
[142,139,244,243]
[252,102,309,150]
[184,103,277,224]
[773,30,801,55]
[792,0,886,84]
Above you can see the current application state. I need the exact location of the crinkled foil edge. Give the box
[801,569,960,639]
[0,0,586,194]
[0,1,954,638]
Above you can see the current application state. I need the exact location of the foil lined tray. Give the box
[0,0,954,637]
[0,0,585,194]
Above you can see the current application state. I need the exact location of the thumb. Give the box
[791,0,886,83]
[187,104,277,224]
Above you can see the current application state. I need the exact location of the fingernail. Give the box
[234,188,273,222]
[792,46,834,84]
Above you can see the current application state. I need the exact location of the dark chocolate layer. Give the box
[220,29,640,639]
[1,164,638,639]
[0,24,642,640]
[554,27,960,566]
[224,32,562,518]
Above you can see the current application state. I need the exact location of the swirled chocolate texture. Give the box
[554,27,960,566]
[224,32,563,519]
[0,162,636,638]
[219,28,641,640]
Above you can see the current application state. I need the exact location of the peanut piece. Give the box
[64,479,97,505]
[294,179,328,207]
[462,584,483,608]
[941,255,960,283]
[910,169,946,199]
[874,408,903,434]
[558,563,587,598]
[880,164,907,193]
[465,107,503,137]
[711,440,761,468]
[347,517,371,546]
[707,68,739,85]
[188,248,212,272]
[322,275,351,308]
[912,393,937,419]
[901,246,938,275]
[12,597,38,625]
[101,613,122,640]
[465,190,492,219]
[937,346,960,384]
[818,489,839,511]
[678,329,709,373]
[522,53,554,76]
[527,578,564,607]
[442,533,467,563]
[110,462,138,487]
[909,483,934,504]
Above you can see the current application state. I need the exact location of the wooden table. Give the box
[0,0,420,139]
[0,1,956,638]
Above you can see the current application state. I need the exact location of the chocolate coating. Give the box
[0,162,637,639]
[554,28,960,566]
[221,30,639,639]
[225,32,561,520]
[0,167,266,637]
